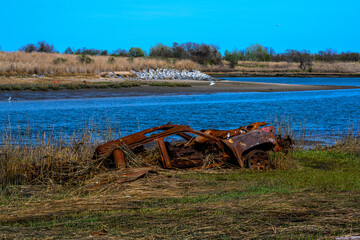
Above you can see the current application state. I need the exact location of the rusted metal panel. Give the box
[113,149,126,168]
[195,122,268,143]
[156,138,172,169]
[223,128,278,154]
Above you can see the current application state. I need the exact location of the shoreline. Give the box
[1,80,359,101]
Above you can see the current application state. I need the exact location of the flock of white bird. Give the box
[131,69,214,81]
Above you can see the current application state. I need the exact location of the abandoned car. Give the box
[94,122,292,170]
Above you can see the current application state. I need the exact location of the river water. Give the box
[1,77,360,145]
[223,77,360,86]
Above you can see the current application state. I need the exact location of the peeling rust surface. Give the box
[94,122,292,170]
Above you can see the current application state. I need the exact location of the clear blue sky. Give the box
[1,0,359,54]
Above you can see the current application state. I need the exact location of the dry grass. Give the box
[0,129,102,189]
[1,52,359,79]
[312,61,360,73]
[0,52,200,76]
[204,60,360,74]
[0,124,165,189]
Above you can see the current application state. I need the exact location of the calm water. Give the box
[223,77,360,86]
[1,77,360,145]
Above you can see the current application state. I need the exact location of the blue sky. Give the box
[1,0,359,54]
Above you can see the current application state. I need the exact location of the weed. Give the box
[52,57,67,65]
[77,54,94,64]
[107,56,115,64]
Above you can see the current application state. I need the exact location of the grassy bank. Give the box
[204,60,360,74]
[1,126,360,238]
[1,52,359,81]
[0,80,191,91]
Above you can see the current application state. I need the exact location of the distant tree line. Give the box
[18,41,360,67]
[63,42,222,65]
[149,42,222,65]
[224,46,360,63]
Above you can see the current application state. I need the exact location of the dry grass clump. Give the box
[333,137,360,154]
[0,52,200,76]
[271,152,298,170]
[115,145,146,168]
[0,124,164,190]
[0,130,101,189]
[201,153,227,169]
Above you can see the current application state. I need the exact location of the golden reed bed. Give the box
[0,52,199,75]
[0,51,359,77]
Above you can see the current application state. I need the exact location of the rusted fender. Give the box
[221,126,279,167]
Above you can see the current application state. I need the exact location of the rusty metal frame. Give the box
[95,123,288,170]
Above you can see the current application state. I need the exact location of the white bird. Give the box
[210,80,215,86]
[8,97,11,101]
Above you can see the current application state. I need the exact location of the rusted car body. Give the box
[94,122,291,170]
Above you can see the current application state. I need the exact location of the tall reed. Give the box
[0,52,200,75]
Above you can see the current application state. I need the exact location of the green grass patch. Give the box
[0,81,143,91]
[176,149,360,193]
[148,82,191,87]
[0,81,193,91]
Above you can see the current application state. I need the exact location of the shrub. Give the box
[149,43,173,58]
[64,47,74,54]
[229,58,238,68]
[298,50,314,71]
[37,41,56,53]
[19,41,57,53]
[184,43,222,65]
[338,52,360,62]
[128,47,145,57]
[245,44,268,61]
[224,49,245,67]
[172,42,189,59]
[19,43,37,53]
[107,56,115,64]
[77,54,94,64]
[314,49,337,62]
[73,47,107,56]
[53,57,68,64]
[111,49,128,57]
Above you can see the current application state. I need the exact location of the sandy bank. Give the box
[148,79,358,93]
